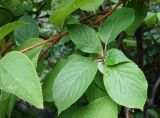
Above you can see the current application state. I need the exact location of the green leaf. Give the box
[0,96,8,118]
[134,112,143,118]
[53,55,98,113]
[0,90,16,118]
[157,12,160,22]
[103,62,148,109]
[93,72,105,90]
[42,59,69,102]
[86,83,106,102]
[67,24,102,54]
[0,51,43,108]
[16,38,44,68]
[122,38,136,48]
[147,109,160,118]
[50,0,92,28]
[14,15,39,44]
[72,97,118,118]
[80,0,104,11]
[0,8,13,27]
[126,0,148,35]
[0,0,22,14]
[0,91,16,118]
[59,102,81,118]
[6,95,16,118]
[145,12,157,28]
[105,48,130,65]
[65,16,80,25]
[110,0,119,3]
[98,8,135,44]
[0,90,10,118]
[0,21,27,41]
[86,72,106,102]
[98,62,105,74]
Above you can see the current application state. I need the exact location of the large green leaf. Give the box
[72,97,118,118]
[16,38,44,68]
[0,51,43,108]
[0,21,27,41]
[53,55,98,113]
[103,62,147,109]
[98,8,135,44]
[42,55,77,102]
[14,15,39,44]
[50,0,92,27]
[67,24,102,54]
[42,59,70,102]
[126,0,148,35]
[105,48,130,66]
[80,0,104,11]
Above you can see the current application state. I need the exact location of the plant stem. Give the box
[20,32,69,53]
[125,108,131,118]
[89,1,123,25]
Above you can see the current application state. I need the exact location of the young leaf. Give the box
[80,0,104,11]
[16,38,44,68]
[72,97,118,118]
[0,51,43,108]
[0,21,27,41]
[98,8,135,44]
[103,62,148,109]
[126,0,148,35]
[67,24,102,54]
[14,15,39,44]
[105,48,130,65]
[53,55,98,113]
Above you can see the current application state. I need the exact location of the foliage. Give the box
[0,0,160,118]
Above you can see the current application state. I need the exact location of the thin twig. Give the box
[80,10,109,22]
[2,42,15,56]
[38,43,53,61]
[89,1,123,26]
[20,32,69,53]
